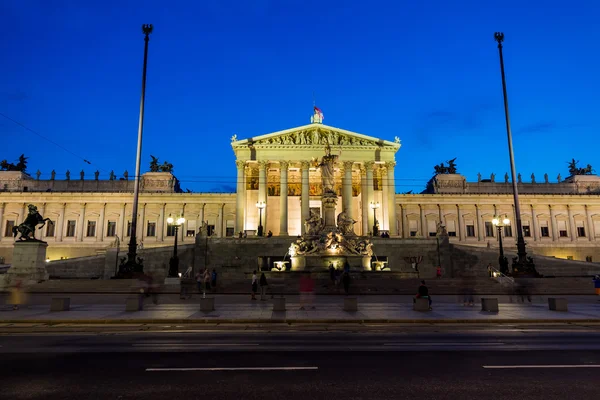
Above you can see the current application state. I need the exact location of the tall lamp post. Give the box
[118,24,153,278]
[370,202,380,236]
[167,214,185,277]
[492,215,510,275]
[494,32,537,276]
[256,201,266,237]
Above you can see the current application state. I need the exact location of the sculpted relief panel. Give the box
[253,128,379,147]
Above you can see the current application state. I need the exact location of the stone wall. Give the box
[46,254,105,279]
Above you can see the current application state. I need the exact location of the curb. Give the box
[1,318,599,325]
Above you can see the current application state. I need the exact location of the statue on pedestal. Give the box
[65,170,70,180]
[313,144,338,194]
[336,209,356,235]
[305,211,323,236]
[95,170,100,180]
[50,170,56,180]
[12,204,51,241]
[80,170,85,180]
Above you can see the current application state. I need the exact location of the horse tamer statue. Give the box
[13,204,51,241]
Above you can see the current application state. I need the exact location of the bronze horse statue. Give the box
[12,204,51,241]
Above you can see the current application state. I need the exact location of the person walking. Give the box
[487,263,493,277]
[329,263,335,286]
[259,272,269,300]
[195,270,203,293]
[436,266,442,279]
[203,268,211,296]
[594,275,600,298]
[251,270,258,300]
[342,271,351,295]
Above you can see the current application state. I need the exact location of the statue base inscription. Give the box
[6,241,49,285]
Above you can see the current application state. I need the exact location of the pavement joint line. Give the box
[483,365,600,369]
[145,367,319,372]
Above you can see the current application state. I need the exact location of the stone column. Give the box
[98,203,106,242]
[381,166,389,231]
[531,205,539,242]
[19,203,27,224]
[343,161,354,219]
[119,203,127,239]
[137,203,146,243]
[567,205,576,241]
[77,203,86,241]
[157,203,165,242]
[217,203,225,237]
[56,203,66,242]
[549,205,558,241]
[419,204,427,238]
[386,161,397,235]
[399,204,407,238]
[365,161,375,231]
[235,160,246,234]
[300,161,310,235]
[196,203,205,236]
[438,204,444,226]
[586,205,595,241]
[279,161,289,236]
[38,203,46,241]
[475,204,483,241]
[258,160,268,231]
[360,166,368,235]
[456,204,464,241]
[181,203,187,242]
[0,202,4,241]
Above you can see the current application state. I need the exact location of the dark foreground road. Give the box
[1,326,600,399]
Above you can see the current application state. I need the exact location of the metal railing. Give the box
[490,267,515,286]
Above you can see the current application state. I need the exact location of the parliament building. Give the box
[2,113,600,264]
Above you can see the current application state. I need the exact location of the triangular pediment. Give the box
[231,123,400,149]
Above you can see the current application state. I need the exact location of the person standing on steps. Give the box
[342,271,351,295]
[436,266,442,279]
[413,280,432,310]
[329,263,336,286]
[251,270,258,300]
[259,272,269,300]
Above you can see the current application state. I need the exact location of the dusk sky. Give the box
[2,0,599,193]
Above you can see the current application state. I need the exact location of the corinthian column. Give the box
[258,160,268,231]
[279,161,289,236]
[531,205,539,242]
[343,161,354,219]
[586,205,595,241]
[56,203,66,242]
[98,203,106,242]
[0,202,4,241]
[567,205,576,241]
[549,205,557,241]
[301,161,310,235]
[77,203,86,241]
[235,160,246,234]
[386,161,397,235]
[360,166,368,235]
[365,161,375,231]
[381,167,389,231]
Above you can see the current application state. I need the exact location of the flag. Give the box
[314,106,324,121]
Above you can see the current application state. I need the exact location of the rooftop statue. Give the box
[150,155,160,172]
[0,154,28,172]
[567,158,594,176]
[12,204,51,241]
[433,158,457,175]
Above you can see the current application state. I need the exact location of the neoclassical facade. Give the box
[1,115,600,263]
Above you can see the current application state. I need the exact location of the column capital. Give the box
[360,166,366,175]
[279,161,289,170]
[301,160,311,169]
[235,160,246,169]
[385,161,396,169]
[364,161,375,170]
[343,161,354,170]
[258,160,269,169]
[380,167,388,176]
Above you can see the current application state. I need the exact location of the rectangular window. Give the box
[466,225,475,237]
[541,226,549,237]
[566,256,574,260]
[226,227,234,237]
[186,229,195,237]
[586,256,593,262]
[66,220,76,237]
[523,225,531,237]
[429,232,437,237]
[207,225,215,236]
[46,220,55,237]
[147,222,156,237]
[577,227,586,237]
[127,221,132,237]
[558,220,568,237]
[559,230,568,237]
[86,221,96,237]
[504,225,513,237]
[106,221,116,237]
[485,221,494,237]
[410,231,417,237]
[4,220,15,237]
[166,225,176,237]
[447,231,457,237]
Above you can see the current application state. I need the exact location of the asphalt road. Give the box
[1,327,600,399]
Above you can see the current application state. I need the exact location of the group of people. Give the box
[328,263,351,295]
[196,268,218,295]
[251,270,271,300]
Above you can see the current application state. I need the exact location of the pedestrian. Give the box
[343,261,350,273]
[335,268,342,288]
[487,263,493,277]
[145,272,159,305]
[251,270,258,300]
[211,269,217,289]
[195,270,203,293]
[594,275,600,297]
[9,279,25,310]
[413,280,432,310]
[436,266,442,279]
[259,272,269,300]
[203,268,211,295]
[299,272,316,309]
[342,271,351,295]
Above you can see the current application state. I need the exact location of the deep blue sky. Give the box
[2,0,599,193]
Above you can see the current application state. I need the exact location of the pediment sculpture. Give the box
[252,129,379,147]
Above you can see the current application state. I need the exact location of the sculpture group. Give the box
[12,204,51,241]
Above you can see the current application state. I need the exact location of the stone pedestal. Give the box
[273,297,286,311]
[322,192,338,231]
[291,256,306,271]
[200,297,215,312]
[6,241,49,285]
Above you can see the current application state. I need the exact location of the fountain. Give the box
[287,144,378,271]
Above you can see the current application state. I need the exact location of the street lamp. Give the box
[492,215,510,275]
[118,24,153,278]
[256,201,266,237]
[167,214,185,277]
[494,32,537,276]
[370,202,380,236]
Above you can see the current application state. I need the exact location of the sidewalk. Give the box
[1,297,599,324]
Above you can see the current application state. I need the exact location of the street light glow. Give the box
[370,202,380,210]
[167,216,174,224]
[256,201,266,209]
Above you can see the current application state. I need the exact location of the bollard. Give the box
[481,298,499,312]
[273,297,286,311]
[413,297,430,311]
[343,297,358,311]
[548,297,568,311]
[200,297,215,312]
[50,298,70,312]
[126,296,143,312]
